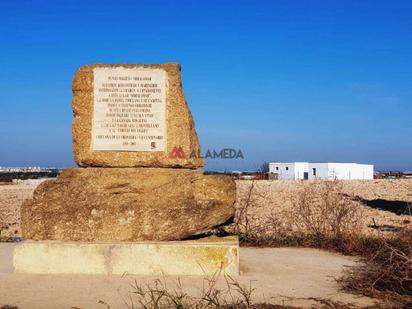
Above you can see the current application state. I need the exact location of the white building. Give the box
[269,162,374,180]
[268,162,309,180]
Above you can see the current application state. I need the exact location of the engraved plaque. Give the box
[91,68,167,151]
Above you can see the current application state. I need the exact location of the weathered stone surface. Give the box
[72,63,204,168]
[21,168,235,241]
[14,237,239,276]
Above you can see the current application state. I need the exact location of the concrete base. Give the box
[13,236,239,276]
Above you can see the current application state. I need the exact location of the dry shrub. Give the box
[288,180,364,253]
[234,181,268,240]
[234,180,365,253]
[340,228,412,307]
[233,180,256,238]
[233,181,292,245]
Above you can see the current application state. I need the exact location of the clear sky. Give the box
[0,0,411,171]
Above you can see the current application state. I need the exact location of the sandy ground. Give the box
[0,184,34,240]
[0,243,377,308]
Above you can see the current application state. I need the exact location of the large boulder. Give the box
[21,168,235,241]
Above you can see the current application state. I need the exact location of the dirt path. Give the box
[0,244,378,308]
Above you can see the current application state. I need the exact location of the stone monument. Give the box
[14,63,239,276]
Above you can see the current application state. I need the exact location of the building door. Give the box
[303,172,308,180]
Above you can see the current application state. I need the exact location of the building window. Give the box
[312,168,316,176]
[286,167,289,171]
[276,166,279,170]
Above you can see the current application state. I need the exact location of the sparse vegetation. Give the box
[120,273,296,309]
[340,228,412,307]
[113,273,398,309]
[234,180,366,253]
[233,180,412,307]
[119,273,386,309]
[288,180,364,253]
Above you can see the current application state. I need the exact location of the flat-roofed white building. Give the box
[269,162,373,180]
[268,162,309,180]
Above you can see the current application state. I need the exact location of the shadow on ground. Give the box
[352,196,412,216]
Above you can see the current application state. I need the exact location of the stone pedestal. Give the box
[14,237,239,276]
[21,168,235,241]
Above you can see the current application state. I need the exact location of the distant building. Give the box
[268,162,374,180]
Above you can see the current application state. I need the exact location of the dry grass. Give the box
[119,273,299,309]
[115,273,389,309]
[339,228,412,307]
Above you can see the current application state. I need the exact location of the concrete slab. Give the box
[13,237,239,276]
[0,243,378,308]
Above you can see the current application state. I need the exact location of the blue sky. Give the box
[0,0,411,171]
